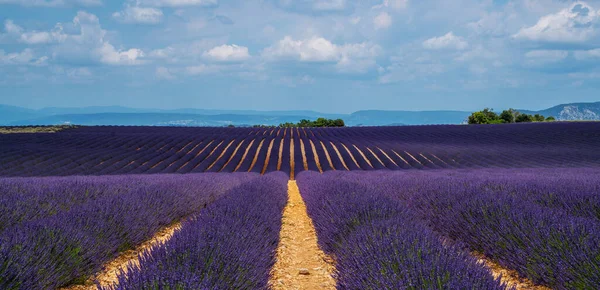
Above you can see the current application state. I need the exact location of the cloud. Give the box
[513,2,600,43]
[186,64,220,75]
[0,0,101,7]
[203,44,250,62]
[113,6,164,24]
[423,32,468,50]
[372,0,408,10]
[263,36,339,62]
[134,0,217,7]
[574,48,600,59]
[525,50,569,60]
[312,0,345,11]
[524,49,569,65]
[155,66,175,80]
[373,12,392,30]
[3,20,66,44]
[263,36,380,73]
[0,48,48,66]
[271,0,347,13]
[5,11,145,66]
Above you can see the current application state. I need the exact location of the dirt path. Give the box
[329,142,349,171]
[270,181,336,290]
[376,147,399,167]
[262,139,275,174]
[299,139,309,171]
[474,253,550,290]
[290,138,295,180]
[248,139,265,172]
[340,144,361,169]
[309,140,323,173]
[319,141,335,170]
[61,222,182,290]
[234,139,255,172]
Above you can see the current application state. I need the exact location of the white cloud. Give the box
[113,6,164,24]
[0,0,101,6]
[513,2,600,43]
[155,66,175,80]
[263,36,339,62]
[3,20,65,44]
[373,12,392,30]
[98,43,145,65]
[312,0,345,11]
[574,48,600,59]
[263,36,380,73]
[186,64,220,75]
[525,50,568,65]
[203,44,250,62]
[525,50,568,60]
[0,48,48,66]
[372,0,408,10]
[423,32,468,50]
[467,11,508,36]
[134,0,217,7]
[7,11,145,66]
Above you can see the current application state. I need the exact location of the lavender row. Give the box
[340,169,600,288]
[106,172,288,290]
[0,173,254,289]
[296,171,506,289]
[2,122,600,177]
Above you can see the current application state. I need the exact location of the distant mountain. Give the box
[347,110,470,126]
[9,113,320,127]
[2,101,599,126]
[521,102,600,121]
[0,105,42,124]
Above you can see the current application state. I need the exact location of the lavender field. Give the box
[1,123,599,289]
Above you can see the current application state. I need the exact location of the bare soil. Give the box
[329,142,349,170]
[61,222,182,290]
[319,141,335,170]
[248,139,265,172]
[262,139,275,174]
[474,253,551,290]
[270,181,336,290]
[340,144,361,169]
[309,140,323,173]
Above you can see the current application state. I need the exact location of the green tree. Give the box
[546,116,556,121]
[515,114,533,123]
[468,111,489,124]
[333,119,345,127]
[499,109,515,123]
[533,114,545,122]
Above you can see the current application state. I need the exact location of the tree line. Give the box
[468,108,555,125]
[278,118,345,127]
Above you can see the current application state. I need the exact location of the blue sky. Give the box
[1,0,599,113]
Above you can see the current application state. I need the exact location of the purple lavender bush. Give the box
[0,173,253,289]
[105,172,288,290]
[296,171,506,289]
[338,168,600,289]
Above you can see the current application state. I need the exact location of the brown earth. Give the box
[474,253,551,290]
[262,138,275,174]
[61,222,182,290]
[319,141,335,170]
[309,140,323,173]
[340,144,361,169]
[270,181,336,290]
[248,139,265,172]
[329,142,349,170]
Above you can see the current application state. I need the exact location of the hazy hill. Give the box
[9,113,318,127]
[2,101,599,126]
[0,105,42,124]
[520,102,600,121]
